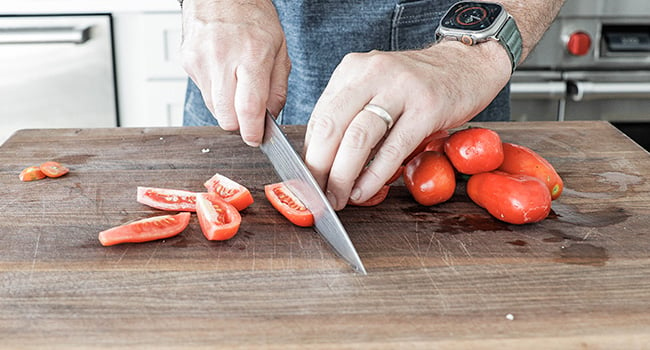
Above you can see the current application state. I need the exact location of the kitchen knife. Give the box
[259,111,367,274]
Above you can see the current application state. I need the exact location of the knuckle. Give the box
[308,113,338,139]
[341,123,371,151]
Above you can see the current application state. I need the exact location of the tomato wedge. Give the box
[19,166,46,182]
[264,182,314,227]
[348,185,390,207]
[196,192,241,240]
[98,212,191,246]
[40,161,69,178]
[203,173,254,211]
[136,187,203,212]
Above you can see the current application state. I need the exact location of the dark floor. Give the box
[612,122,650,151]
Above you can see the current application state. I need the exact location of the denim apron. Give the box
[183,0,510,126]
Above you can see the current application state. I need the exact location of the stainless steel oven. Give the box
[0,14,118,145]
[511,0,650,148]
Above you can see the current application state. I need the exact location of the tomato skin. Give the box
[403,151,456,206]
[404,130,450,165]
[40,161,69,178]
[19,166,46,182]
[444,127,504,175]
[264,182,314,227]
[498,142,564,200]
[467,171,551,225]
[348,185,390,207]
[98,212,191,246]
[203,173,254,211]
[196,193,241,241]
[137,187,200,212]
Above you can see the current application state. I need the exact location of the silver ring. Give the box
[363,104,394,130]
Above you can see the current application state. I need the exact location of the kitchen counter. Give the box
[1,121,649,348]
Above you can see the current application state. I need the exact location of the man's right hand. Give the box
[180,0,291,146]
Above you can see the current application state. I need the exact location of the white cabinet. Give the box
[113,12,187,127]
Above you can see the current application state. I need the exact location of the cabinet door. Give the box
[114,12,187,127]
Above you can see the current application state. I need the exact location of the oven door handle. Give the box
[0,26,91,45]
[569,81,650,101]
[510,81,566,99]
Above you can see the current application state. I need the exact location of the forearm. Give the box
[499,0,566,63]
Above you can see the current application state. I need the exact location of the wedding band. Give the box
[363,104,394,130]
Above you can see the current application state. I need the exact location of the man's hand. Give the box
[180,0,290,146]
[303,41,511,210]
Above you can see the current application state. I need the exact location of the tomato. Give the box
[403,130,450,165]
[19,166,46,182]
[98,212,191,246]
[203,173,254,211]
[40,161,69,178]
[403,151,456,206]
[498,142,564,200]
[467,171,551,224]
[137,187,201,212]
[264,182,314,227]
[444,127,504,175]
[195,192,241,240]
[348,185,390,207]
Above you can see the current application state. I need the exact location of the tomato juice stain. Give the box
[507,239,528,246]
[554,243,609,266]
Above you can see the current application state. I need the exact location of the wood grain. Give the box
[1,122,649,349]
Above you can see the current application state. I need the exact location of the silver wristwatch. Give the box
[435,1,523,73]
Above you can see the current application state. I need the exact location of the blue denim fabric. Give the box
[183,0,510,127]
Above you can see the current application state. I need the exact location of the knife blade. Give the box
[259,110,367,274]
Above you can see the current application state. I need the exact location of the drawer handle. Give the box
[0,26,90,44]
[510,82,566,99]
[569,81,650,101]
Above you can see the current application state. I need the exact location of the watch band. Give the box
[496,16,523,73]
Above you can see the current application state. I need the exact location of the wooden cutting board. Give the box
[1,121,649,348]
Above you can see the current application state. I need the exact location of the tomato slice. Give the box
[195,192,241,240]
[137,187,201,212]
[98,212,191,246]
[348,185,390,207]
[19,166,46,182]
[203,173,254,211]
[264,182,314,227]
[40,161,69,178]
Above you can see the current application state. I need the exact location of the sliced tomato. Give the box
[19,166,46,182]
[203,173,254,211]
[348,185,390,207]
[98,212,191,246]
[196,192,241,240]
[137,187,200,212]
[40,161,69,178]
[264,182,314,227]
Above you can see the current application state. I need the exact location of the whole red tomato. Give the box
[467,171,551,224]
[403,151,456,206]
[498,142,564,200]
[444,127,504,175]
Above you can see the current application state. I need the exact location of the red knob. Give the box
[567,31,591,56]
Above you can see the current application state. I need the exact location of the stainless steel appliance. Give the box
[0,15,117,145]
[511,0,650,150]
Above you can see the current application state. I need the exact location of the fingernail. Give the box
[326,190,338,209]
[350,187,362,202]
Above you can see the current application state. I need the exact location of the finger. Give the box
[267,42,290,118]
[234,62,271,147]
[211,67,239,131]
[351,110,429,203]
[325,108,392,210]
[303,85,365,192]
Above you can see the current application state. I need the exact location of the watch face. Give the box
[441,2,503,31]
